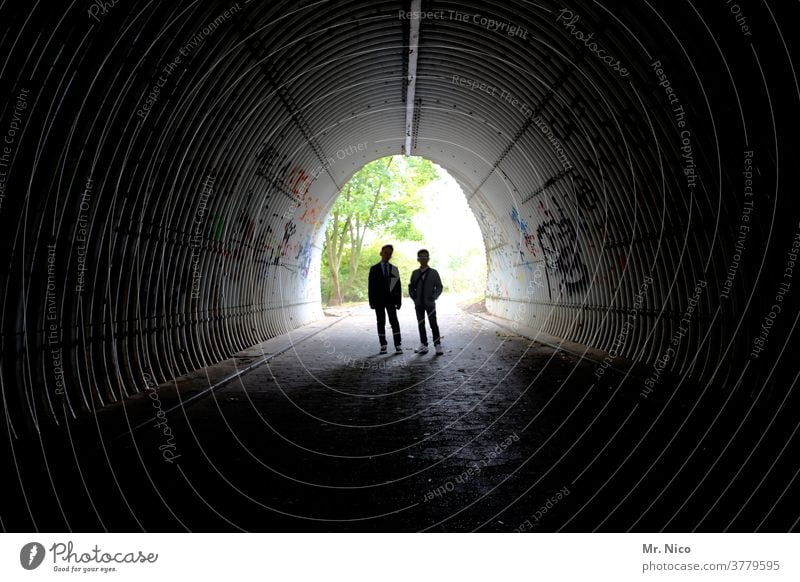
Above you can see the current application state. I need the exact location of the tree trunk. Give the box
[328,268,342,305]
[325,158,395,303]
[325,208,348,306]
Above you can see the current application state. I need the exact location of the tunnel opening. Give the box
[317,154,487,311]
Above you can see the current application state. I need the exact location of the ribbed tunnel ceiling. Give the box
[1,0,798,433]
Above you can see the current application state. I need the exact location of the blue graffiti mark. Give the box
[511,206,528,231]
[510,206,537,256]
[294,234,313,277]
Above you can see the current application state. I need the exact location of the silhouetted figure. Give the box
[409,249,444,355]
[368,244,402,354]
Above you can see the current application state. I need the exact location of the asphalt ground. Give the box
[3,299,798,532]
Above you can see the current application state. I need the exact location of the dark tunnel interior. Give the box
[1,0,799,533]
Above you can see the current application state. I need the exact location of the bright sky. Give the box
[402,163,487,294]
[413,166,481,251]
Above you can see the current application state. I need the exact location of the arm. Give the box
[408,271,417,301]
[432,270,443,301]
[367,266,376,308]
[394,268,402,309]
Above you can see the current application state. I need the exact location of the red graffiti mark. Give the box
[299,194,320,224]
[523,232,537,256]
[538,199,551,218]
[287,166,311,200]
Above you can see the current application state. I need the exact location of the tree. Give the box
[323,156,438,305]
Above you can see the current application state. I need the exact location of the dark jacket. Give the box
[408,267,443,308]
[368,262,402,308]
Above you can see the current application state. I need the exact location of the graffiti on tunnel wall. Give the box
[536,216,589,295]
[287,166,312,200]
[195,142,326,285]
[472,195,506,249]
[296,185,321,225]
[474,187,595,298]
[254,143,316,206]
[254,143,289,186]
[510,206,538,256]
[571,174,599,212]
[294,234,314,278]
[279,219,297,257]
[524,185,595,295]
[499,190,592,296]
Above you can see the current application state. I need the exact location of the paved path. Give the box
[3,300,795,532]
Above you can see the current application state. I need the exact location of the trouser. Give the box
[375,305,401,346]
[415,303,440,346]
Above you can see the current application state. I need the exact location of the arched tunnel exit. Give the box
[1,0,799,533]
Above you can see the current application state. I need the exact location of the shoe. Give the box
[414,344,429,354]
[395,345,403,354]
[380,345,387,354]
[435,344,444,355]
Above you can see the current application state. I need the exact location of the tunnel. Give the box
[1,0,799,532]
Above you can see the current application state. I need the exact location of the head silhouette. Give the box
[417,249,430,267]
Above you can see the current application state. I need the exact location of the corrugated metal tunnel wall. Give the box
[1,0,797,433]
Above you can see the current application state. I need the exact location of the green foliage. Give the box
[443,247,487,294]
[322,156,439,305]
[320,253,367,303]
